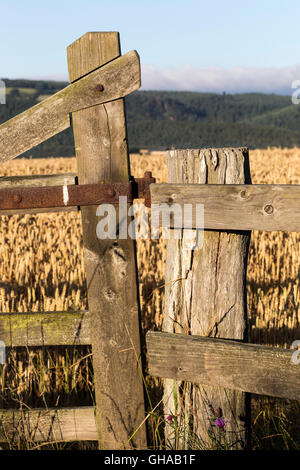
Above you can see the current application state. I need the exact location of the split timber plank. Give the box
[162,147,250,449]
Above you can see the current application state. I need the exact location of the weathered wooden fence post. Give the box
[67,32,147,449]
[163,148,251,449]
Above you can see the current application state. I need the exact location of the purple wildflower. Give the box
[214,417,227,430]
[166,415,173,422]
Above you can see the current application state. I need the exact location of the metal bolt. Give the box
[264,204,274,214]
[106,187,116,198]
[13,193,22,203]
[95,84,104,92]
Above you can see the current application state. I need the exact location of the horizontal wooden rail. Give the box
[150,183,300,231]
[0,206,76,216]
[0,311,90,346]
[0,50,140,163]
[0,406,97,442]
[0,173,76,188]
[146,331,300,401]
[0,173,77,215]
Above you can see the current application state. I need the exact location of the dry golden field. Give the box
[0,148,299,342]
[0,147,299,444]
[135,147,300,347]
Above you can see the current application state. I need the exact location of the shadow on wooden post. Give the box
[67,32,147,450]
[163,148,251,450]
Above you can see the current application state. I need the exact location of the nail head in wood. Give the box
[264,204,274,214]
[95,84,104,92]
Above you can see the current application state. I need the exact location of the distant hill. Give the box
[0,78,299,157]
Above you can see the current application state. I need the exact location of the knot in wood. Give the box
[104,288,115,300]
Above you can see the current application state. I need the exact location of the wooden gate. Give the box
[0,32,300,451]
[0,32,147,450]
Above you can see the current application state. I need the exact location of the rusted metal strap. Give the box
[0,172,155,211]
[133,172,155,207]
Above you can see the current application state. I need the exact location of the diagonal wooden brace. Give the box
[0,50,141,164]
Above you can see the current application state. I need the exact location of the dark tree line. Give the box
[0,80,298,157]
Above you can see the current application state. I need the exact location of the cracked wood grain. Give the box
[162,148,251,450]
[67,32,146,450]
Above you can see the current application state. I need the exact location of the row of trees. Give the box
[0,81,297,157]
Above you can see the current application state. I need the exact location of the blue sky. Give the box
[1,0,300,93]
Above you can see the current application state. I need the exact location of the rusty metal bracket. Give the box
[0,172,155,211]
[131,171,156,208]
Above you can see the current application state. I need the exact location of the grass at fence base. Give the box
[0,346,95,450]
[251,396,300,450]
[0,148,299,449]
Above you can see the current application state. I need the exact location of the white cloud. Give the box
[15,63,300,95]
[141,63,300,95]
